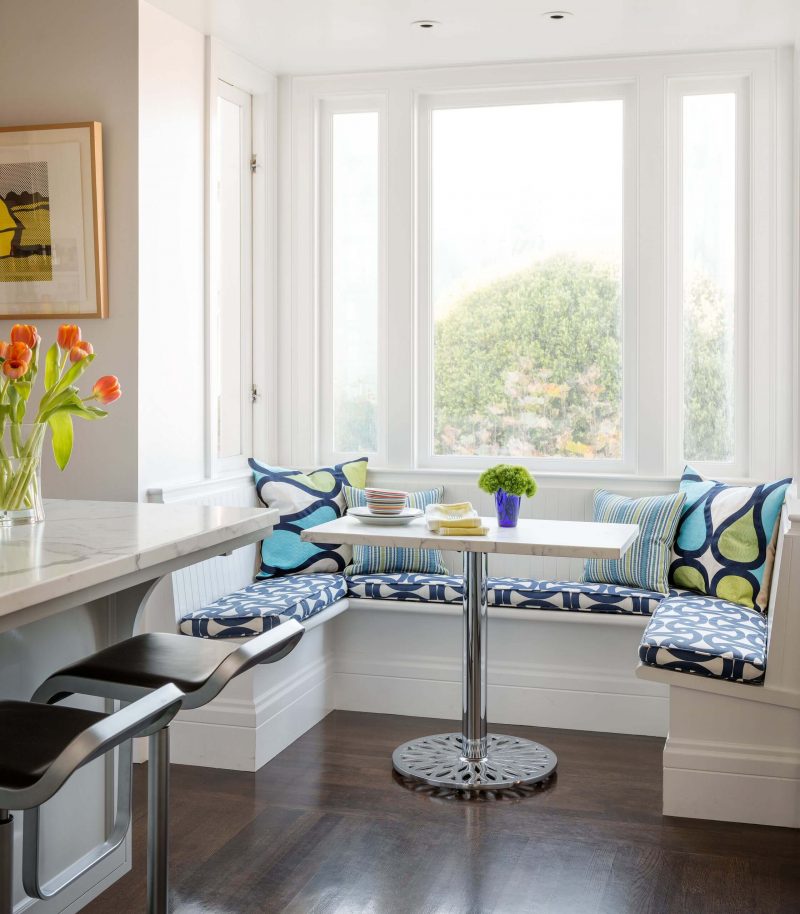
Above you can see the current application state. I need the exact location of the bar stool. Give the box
[0,684,183,914]
[32,620,304,914]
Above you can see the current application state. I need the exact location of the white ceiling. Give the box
[149,0,799,75]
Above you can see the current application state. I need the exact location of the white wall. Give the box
[0,0,140,501]
[138,1,206,496]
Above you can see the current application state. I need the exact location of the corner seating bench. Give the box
[154,478,799,828]
[178,571,765,686]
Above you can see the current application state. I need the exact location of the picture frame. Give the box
[0,122,107,319]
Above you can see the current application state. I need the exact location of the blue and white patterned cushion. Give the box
[347,572,463,603]
[179,573,347,639]
[489,578,676,615]
[347,573,680,615]
[638,594,767,684]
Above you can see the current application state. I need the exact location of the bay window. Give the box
[290,50,790,481]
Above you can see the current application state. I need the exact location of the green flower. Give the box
[478,464,538,498]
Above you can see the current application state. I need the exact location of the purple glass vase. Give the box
[495,488,521,527]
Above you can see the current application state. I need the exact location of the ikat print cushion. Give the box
[582,489,686,594]
[343,485,449,576]
[249,457,368,577]
[669,465,791,611]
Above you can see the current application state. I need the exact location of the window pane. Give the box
[431,100,623,459]
[217,95,244,459]
[682,94,736,463]
[331,112,379,453]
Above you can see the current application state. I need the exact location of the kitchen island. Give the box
[0,500,277,913]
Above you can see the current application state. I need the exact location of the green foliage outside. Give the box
[478,464,538,498]
[682,275,733,462]
[434,256,623,458]
[332,255,731,462]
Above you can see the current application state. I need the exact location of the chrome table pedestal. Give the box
[392,552,558,790]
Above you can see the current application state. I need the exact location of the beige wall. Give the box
[0,0,140,500]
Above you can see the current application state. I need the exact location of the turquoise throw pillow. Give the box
[583,489,686,594]
[249,457,368,577]
[343,485,449,576]
[670,465,791,610]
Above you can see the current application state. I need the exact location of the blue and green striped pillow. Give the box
[343,486,449,576]
[583,489,686,594]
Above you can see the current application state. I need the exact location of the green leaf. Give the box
[55,353,94,394]
[48,411,74,471]
[14,381,31,402]
[52,404,107,421]
[44,343,59,389]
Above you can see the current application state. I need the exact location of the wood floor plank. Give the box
[83,711,800,914]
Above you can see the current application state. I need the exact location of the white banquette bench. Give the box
[147,475,800,829]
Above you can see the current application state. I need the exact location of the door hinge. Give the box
[251,384,261,403]
[250,154,258,174]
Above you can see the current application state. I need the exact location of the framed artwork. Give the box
[0,122,107,318]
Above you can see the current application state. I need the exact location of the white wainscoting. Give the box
[148,471,674,770]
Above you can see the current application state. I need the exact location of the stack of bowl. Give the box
[365,487,408,516]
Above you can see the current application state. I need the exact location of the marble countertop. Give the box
[302,515,638,559]
[0,499,278,619]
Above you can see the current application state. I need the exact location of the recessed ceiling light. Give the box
[411,20,440,30]
[543,10,573,20]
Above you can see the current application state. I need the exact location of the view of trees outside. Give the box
[331,111,380,454]
[329,95,735,463]
[682,93,736,463]
[431,99,624,459]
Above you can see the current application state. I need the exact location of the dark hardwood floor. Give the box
[85,711,800,914]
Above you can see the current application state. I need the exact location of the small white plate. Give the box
[349,507,423,526]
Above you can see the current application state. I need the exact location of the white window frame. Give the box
[415,83,637,473]
[212,78,253,472]
[284,49,792,484]
[317,95,389,466]
[205,39,276,478]
[665,76,751,479]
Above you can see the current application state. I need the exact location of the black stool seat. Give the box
[30,621,304,914]
[52,633,232,694]
[0,701,105,790]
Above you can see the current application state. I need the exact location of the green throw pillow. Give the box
[583,489,686,594]
[669,465,791,610]
[343,485,449,576]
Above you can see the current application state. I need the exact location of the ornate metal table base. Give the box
[392,550,559,792]
[392,732,557,790]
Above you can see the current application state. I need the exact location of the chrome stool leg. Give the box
[0,810,12,914]
[147,728,170,914]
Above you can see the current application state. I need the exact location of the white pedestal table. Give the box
[304,514,638,790]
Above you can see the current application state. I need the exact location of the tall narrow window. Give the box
[681,93,736,463]
[429,99,624,460]
[327,111,380,454]
[214,81,253,465]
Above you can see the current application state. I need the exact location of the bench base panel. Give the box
[662,685,800,828]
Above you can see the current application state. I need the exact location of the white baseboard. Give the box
[335,664,668,737]
[169,623,337,771]
[663,766,800,828]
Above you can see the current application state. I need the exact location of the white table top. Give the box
[302,515,638,559]
[0,499,279,619]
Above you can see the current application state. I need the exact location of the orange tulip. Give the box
[3,356,29,380]
[10,324,39,348]
[57,324,81,351]
[7,342,32,365]
[69,340,94,363]
[93,375,121,404]
[0,341,8,360]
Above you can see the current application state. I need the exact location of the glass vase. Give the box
[494,488,521,528]
[0,423,46,526]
